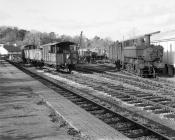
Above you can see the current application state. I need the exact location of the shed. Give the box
[3,45,21,61]
[0,44,8,55]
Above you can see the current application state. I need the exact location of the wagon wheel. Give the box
[137,69,143,77]
[140,69,144,77]
[126,64,130,72]
[131,64,135,73]
[56,65,60,71]
[136,69,140,76]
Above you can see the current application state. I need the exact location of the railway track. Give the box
[26,65,175,137]
[9,61,175,140]
[120,70,175,88]
[104,72,175,95]
[29,65,175,136]
[57,72,175,121]
[76,65,175,93]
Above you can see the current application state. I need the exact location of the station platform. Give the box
[0,60,130,140]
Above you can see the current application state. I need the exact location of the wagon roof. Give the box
[41,41,77,47]
[23,45,37,49]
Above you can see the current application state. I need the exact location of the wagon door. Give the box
[56,46,64,66]
[70,45,78,64]
[56,54,64,66]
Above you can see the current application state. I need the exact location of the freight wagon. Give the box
[23,41,78,72]
[79,48,107,63]
[41,41,78,70]
[23,45,43,66]
[108,41,123,62]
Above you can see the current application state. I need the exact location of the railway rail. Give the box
[56,72,175,121]
[31,67,175,132]
[76,65,175,92]
[104,72,175,94]
[74,66,175,110]
[8,61,175,140]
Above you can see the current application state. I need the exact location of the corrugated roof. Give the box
[40,41,77,47]
[40,42,58,47]
[3,45,21,52]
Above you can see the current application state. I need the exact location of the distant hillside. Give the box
[0,26,114,50]
[0,26,28,46]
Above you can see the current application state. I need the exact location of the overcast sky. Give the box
[0,0,175,40]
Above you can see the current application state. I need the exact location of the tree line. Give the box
[0,26,113,50]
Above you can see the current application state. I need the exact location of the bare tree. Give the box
[23,32,41,46]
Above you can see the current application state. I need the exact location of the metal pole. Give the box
[55,44,57,70]
[122,36,124,69]
[79,31,83,48]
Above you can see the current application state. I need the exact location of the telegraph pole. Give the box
[79,31,83,48]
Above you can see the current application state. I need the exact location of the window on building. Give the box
[50,45,56,53]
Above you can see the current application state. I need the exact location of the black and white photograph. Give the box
[0,0,175,139]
